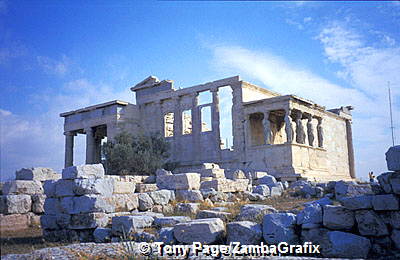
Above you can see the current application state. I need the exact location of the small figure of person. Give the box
[368,171,376,183]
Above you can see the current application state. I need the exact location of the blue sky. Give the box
[1,0,399,181]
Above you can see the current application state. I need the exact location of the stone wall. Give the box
[0,168,60,231]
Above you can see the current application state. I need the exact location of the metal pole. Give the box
[388,81,395,147]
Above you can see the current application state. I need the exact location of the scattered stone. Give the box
[200,178,248,192]
[176,190,203,202]
[372,194,399,211]
[386,145,400,171]
[323,205,354,230]
[297,203,322,225]
[263,213,298,244]
[73,178,114,197]
[196,210,231,222]
[157,227,176,244]
[3,180,43,195]
[175,203,200,215]
[256,175,277,186]
[138,193,154,211]
[148,190,174,205]
[335,181,373,198]
[339,195,373,210]
[236,204,277,223]
[270,186,283,197]
[93,227,111,243]
[355,210,389,236]
[248,193,266,201]
[173,218,225,244]
[62,164,105,179]
[153,216,191,228]
[16,167,60,181]
[323,231,371,259]
[136,184,158,193]
[227,221,262,244]
[175,173,201,190]
[304,197,333,207]
[155,169,172,177]
[111,215,154,236]
[253,185,270,197]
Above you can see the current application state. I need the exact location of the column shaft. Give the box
[64,132,74,168]
[85,127,95,164]
[191,93,201,161]
[346,119,356,178]
[211,88,222,158]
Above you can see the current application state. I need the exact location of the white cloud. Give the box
[210,24,399,180]
[37,55,71,76]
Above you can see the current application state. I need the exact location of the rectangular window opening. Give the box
[182,109,192,135]
[201,106,212,132]
[164,112,174,137]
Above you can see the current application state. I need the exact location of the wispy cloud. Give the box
[37,55,72,76]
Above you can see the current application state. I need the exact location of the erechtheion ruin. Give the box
[60,76,355,181]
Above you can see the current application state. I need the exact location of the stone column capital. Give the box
[84,127,94,134]
[210,87,219,93]
[64,131,75,136]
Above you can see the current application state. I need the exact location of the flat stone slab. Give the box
[263,213,298,244]
[227,221,262,245]
[16,167,60,181]
[196,210,231,222]
[173,218,225,244]
[236,204,277,223]
[112,215,154,236]
[323,205,354,230]
[339,195,373,210]
[153,216,191,228]
[1,195,32,214]
[323,231,371,258]
[3,180,43,195]
[62,164,105,179]
[372,194,399,211]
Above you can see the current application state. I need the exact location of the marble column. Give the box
[346,119,356,178]
[263,111,272,144]
[173,96,182,161]
[85,127,95,164]
[317,117,324,148]
[64,131,74,168]
[284,109,293,143]
[191,93,201,161]
[211,88,222,158]
[307,114,315,146]
[295,110,306,144]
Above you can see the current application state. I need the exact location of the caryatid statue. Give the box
[263,111,272,144]
[295,110,306,144]
[306,114,315,146]
[284,109,294,143]
[317,117,324,148]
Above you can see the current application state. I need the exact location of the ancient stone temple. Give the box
[60,76,355,181]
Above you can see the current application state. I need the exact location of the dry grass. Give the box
[0,227,71,256]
